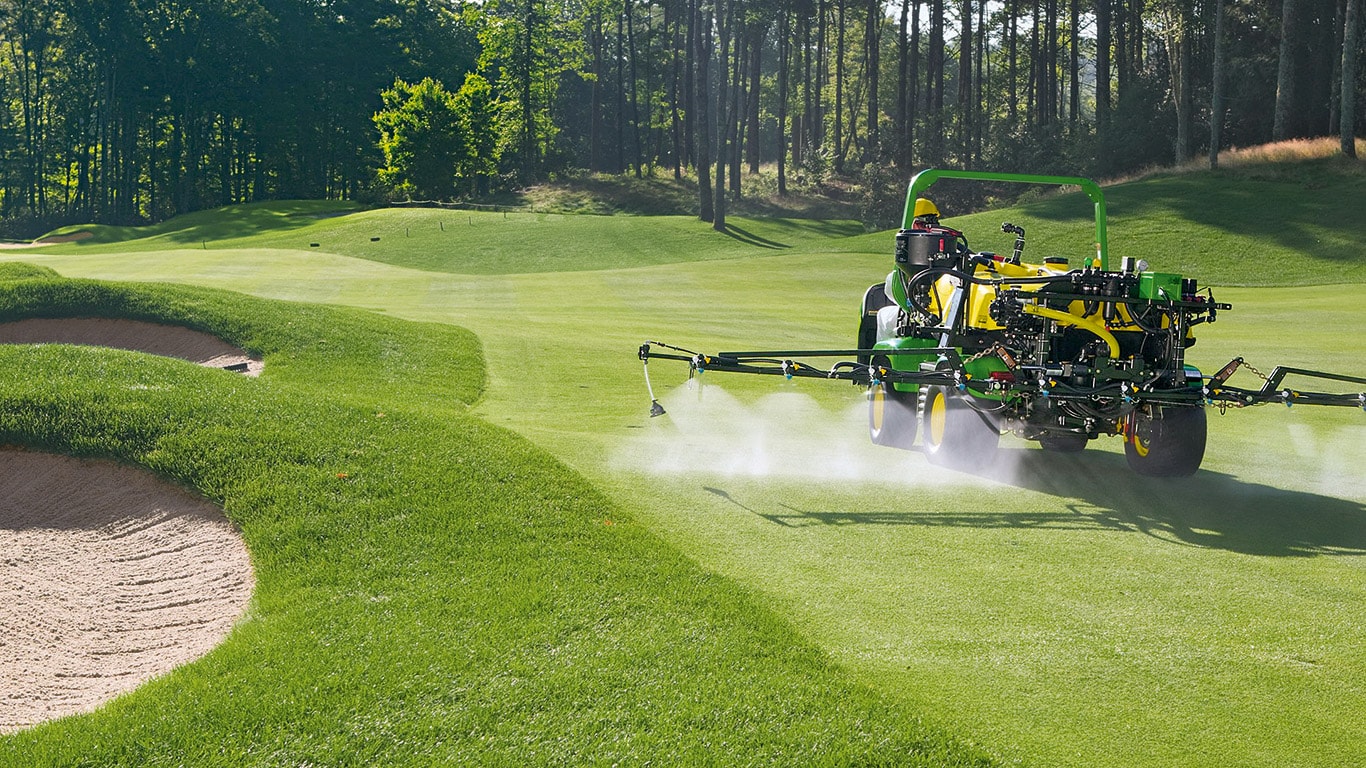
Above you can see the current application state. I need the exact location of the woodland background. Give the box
[0,0,1361,236]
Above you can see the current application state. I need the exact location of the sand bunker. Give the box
[0,232,93,249]
[0,450,254,733]
[0,317,262,375]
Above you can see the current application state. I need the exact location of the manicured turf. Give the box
[0,276,991,766]
[40,205,865,274]
[4,160,1364,767]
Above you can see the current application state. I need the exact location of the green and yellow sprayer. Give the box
[640,170,1366,477]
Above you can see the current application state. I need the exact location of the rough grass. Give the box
[0,275,994,767]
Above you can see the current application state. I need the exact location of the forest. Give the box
[0,0,1361,236]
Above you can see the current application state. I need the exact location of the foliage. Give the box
[1,0,1362,234]
[374,78,471,200]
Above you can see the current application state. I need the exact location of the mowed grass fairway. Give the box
[6,161,1366,766]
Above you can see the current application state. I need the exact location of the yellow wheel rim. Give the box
[1129,416,1151,457]
[870,386,886,432]
[928,390,947,446]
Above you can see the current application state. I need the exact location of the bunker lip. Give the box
[0,317,263,376]
[0,449,254,733]
[0,231,93,249]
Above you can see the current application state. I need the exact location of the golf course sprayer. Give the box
[639,170,1366,477]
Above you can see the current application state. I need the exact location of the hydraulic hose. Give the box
[1021,304,1121,358]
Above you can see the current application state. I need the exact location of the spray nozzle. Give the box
[650,400,666,417]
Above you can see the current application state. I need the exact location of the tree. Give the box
[455,73,500,194]
[374,77,469,200]
[1154,1,1193,164]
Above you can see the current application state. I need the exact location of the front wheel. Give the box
[1124,406,1207,477]
[869,381,917,449]
[920,385,1000,469]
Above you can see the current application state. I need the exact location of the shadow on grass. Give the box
[735,448,1366,558]
[718,224,789,249]
[1019,165,1366,265]
[60,200,359,247]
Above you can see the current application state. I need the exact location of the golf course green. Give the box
[2,160,1363,767]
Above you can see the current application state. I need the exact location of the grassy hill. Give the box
[31,154,1365,285]
[3,154,1365,767]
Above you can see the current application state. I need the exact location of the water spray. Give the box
[641,341,701,417]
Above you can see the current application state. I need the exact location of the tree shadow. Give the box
[717,224,789,249]
[154,200,359,245]
[718,449,1366,558]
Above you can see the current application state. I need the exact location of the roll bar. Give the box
[903,169,1109,269]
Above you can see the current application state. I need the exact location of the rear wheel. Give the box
[1125,406,1207,477]
[920,385,1000,468]
[869,380,917,449]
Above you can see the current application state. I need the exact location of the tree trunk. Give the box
[865,0,880,163]
[1344,0,1361,157]
[1210,0,1227,168]
[1097,0,1111,138]
[590,16,604,172]
[670,4,683,178]
[694,0,713,222]
[728,27,743,197]
[1273,0,1299,141]
[1160,5,1192,164]
[897,0,910,166]
[910,0,920,156]
[778,7,790,193]
[747,30,761,174]
[958,0,972,162]
[713,0,730,231]
[522,0,537,179]
[627,3,644,178]
[834,0,846,172]
[928,0,944,164]
[1008,0,1018,124]
[1069,0,1079,127]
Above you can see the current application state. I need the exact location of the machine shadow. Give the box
[751,448,1366,557]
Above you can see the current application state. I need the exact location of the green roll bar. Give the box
[903,169,1109,269]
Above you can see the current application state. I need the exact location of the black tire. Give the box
[920,385,1000,468]
[869,380,917,449]
[1039,432,1090,453]
[1124,406,1207,477]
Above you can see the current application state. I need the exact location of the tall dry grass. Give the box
[1106,137,1366,186]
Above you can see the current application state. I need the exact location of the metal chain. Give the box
[963,344,1007,365]
[1240,359,1271,382]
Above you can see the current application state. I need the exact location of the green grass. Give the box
[37,206,864,274]
[0,276,991,767]
[4,156,1365,767]
[919,157,1366,287]
[42,199,362,246]
[36,157,1364,284]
